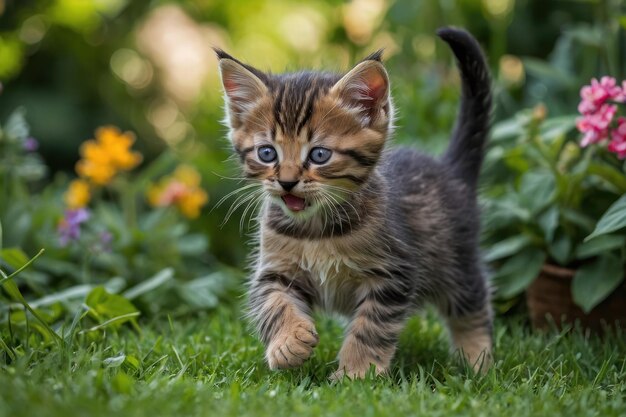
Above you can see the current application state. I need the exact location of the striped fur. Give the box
[217,28,493,378]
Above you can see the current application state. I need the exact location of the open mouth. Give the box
[281,193,306,212]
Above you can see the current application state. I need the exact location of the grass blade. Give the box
[79,312,141,334]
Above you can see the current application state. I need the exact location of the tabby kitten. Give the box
[216,27,493,379]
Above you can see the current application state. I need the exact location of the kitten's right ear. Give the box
[214,49,268,127]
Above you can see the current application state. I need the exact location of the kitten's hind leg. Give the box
[446,306,493,373]
[248,271,319,370]
[438,270,493,372]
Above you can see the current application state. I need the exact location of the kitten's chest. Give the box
[262,235,370,283]
[261,232,383,313]
[297,240,363,283]
[292,239,369,313]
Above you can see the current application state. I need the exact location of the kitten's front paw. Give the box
[266,319,319,370]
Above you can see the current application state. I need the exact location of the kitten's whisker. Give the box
[325,189,361,224]
[313,194,329,234]
[320,192,341,236]
[222,190,262,226]
[240,190,266,232]
[213,183,261,211]
[247,192,267,230]
[210,171,249,181]
[322,184,357,195]
[323,190,352,231]
[320,196,330,234]
[239,189,260,232]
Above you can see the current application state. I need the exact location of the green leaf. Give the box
[491,118,523,142]
[503,147,531,173]
[0,248,30,271]
[572,254,624,313]
[0,248,45,285]
[540,115,577,141]
[522,58,576,86]
[576,235,626,259]
[0,249,61,343]
[176,234,208,256]
[123,268,174,300]
[538,207,559,243]
[27,284,93,309]
[519,171,556,214]
[586,195,626,240]
[124,355,141,371]
[561,208,595,232]
[565,26,604,48]
[103,354,126,368]
[492,248,546,298]
[482,193,531,229]
[177,273,227,309]
[549,233,572,266]
[86,286,139,326]
[484,235,532,262]
[587,164,626,193]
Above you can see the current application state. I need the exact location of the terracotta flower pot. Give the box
[526,263,626,331]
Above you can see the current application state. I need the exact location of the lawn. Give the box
[2,308,625,417]
[2,2,626,416]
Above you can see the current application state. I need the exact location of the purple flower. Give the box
[23,137,39,152]
[58,208,90,247]
[99,230,113,252]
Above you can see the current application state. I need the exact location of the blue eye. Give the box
[309,147,332,164]
[257,146,277,163]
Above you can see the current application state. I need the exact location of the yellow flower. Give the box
[176,188,208,219]
[147,165,208,219]
[64,179,91,209]
[76,158,116,186]
[96,126,142,170]
[173,165,202,187]
[75,126,142,185]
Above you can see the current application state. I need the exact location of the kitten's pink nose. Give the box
[278,180,299,192]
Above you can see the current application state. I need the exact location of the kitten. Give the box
[216,27,493,379]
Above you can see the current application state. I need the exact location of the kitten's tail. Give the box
[437,27,492,189]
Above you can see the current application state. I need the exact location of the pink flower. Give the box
[608,117,626,159]
[577,104,617,146]
[578,76,625,115]
[154,181,188,205]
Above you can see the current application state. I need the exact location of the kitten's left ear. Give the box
[214,49,269,127]
[331,52,390,127]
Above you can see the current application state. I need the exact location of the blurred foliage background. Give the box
[0,0,624,270]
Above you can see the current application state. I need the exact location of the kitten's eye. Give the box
[257,146,277,163]
[309,147,332,164]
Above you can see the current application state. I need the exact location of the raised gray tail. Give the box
[437,27,492,189]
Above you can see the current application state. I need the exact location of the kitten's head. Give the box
[216,50,393,219]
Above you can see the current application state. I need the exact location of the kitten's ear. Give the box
[215,49,268,127]
[331,54,389,127]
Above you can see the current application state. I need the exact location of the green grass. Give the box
[1,308,626,417]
